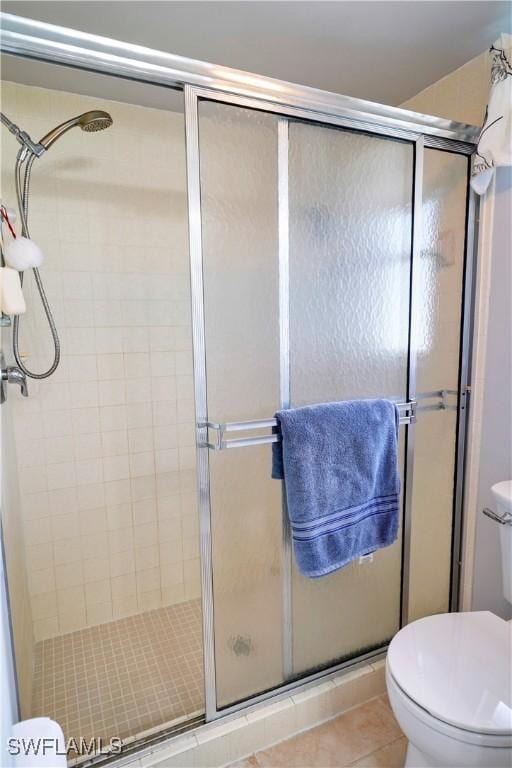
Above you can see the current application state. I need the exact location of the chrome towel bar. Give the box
[201,390,459,451]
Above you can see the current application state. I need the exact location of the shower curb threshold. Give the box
[107,658,386,768]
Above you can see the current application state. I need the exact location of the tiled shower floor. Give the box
[32,599,204,749]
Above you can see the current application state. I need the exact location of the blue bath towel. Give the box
[272,399,400,578]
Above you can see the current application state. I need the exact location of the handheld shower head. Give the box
[38,110,113,149]
[5,108,112,381]
[78,110,114,133]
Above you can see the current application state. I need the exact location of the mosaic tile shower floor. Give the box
[32,599,204,750]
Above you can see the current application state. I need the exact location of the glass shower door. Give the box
[195,96,415,710]
[197,102,285,709]
[287,123,413,675]
[408,149,469,621]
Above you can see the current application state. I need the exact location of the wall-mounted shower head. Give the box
[38,110,113,149]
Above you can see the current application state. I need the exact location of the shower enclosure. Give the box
[187,89,474,717]
[0,11,478,760]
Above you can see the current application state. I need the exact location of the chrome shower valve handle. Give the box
[0,352,29,403]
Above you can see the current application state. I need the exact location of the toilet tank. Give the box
[491,481,512,604]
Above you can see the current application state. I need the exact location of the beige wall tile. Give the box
[83,581,111,613]
[86,601,113,626]
[28,567,56,597]
[34,616,59,642]
[112,594,137,618]
[57,585,85,614]
[58,608,87,634]
[32,591,58,621]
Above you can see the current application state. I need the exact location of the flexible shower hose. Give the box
[12,147,60,379]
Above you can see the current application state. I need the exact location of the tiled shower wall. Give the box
[1,81,200,641]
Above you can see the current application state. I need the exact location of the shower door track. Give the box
[0,12,478,146]
[0,9,478,733]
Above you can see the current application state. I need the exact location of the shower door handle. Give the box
[0,354,28,403]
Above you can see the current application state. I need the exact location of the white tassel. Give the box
[3,236,44,270]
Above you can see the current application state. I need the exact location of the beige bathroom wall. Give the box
[401,49,490,125]
[1,80,200,641]
[1,395,34,717]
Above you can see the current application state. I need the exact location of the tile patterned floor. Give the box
[232,696,407,768]
[32,599,204,750]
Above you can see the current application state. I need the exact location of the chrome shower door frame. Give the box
[451,185,479,611]
[184,83,477,721]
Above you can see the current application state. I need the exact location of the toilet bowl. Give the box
[386,611,512,767]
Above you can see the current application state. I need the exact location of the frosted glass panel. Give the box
[415,151,468,391]
[209,448,283,706]
[199,101,283,706]
[288,123,413,673]
[200,103,280,422]
[289,124,413,405]
[408,150,468,621]
[409,411,457,621]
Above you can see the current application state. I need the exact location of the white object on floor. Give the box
[386,611,512,767]
[10,717,66,767]
[492,481,512,604]
[3,237,44,271]
[0,268,26,316]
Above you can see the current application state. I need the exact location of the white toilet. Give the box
[386,482,512,767]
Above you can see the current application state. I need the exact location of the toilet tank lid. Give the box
[492,481,512,512]
[387,612,512,735]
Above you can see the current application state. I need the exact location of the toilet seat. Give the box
[387,611,512,738]
[386,664,512,749]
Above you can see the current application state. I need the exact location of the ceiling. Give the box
[1,1,510,110]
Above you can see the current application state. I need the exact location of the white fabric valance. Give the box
[471,33,512,195]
